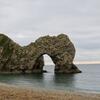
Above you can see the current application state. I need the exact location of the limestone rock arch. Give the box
[31,34,81,73]
[0,33,81,74]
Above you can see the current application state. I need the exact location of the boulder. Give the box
[0,33,81,74]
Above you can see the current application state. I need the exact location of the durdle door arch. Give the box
[0,33,81,74]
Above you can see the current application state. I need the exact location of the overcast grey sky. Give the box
[0,0,100,64]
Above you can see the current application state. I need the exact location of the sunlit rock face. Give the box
[0,33,81,74]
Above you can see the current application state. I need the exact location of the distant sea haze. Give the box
[43,55,100,65]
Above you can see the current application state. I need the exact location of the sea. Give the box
[0,64,100,93]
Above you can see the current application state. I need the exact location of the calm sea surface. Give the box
[0,64,100,93]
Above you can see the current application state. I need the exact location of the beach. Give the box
[0,83,100,100]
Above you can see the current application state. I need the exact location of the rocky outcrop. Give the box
[0,33,81,74]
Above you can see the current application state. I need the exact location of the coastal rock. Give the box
[0,33,81,73]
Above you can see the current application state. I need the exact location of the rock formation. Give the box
[0,33,81,74]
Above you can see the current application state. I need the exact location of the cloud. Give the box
[0,0,100,63]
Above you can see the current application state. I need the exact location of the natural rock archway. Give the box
[43,54,55,72]
[0,33,81,74]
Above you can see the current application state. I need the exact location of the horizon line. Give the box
[44,61,100,65]
[74,61,100,64]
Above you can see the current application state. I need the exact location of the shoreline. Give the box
[0,83,100,100]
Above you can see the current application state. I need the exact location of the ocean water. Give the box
[0,64,100,93]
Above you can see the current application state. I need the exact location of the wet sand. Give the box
[0,83,100,100]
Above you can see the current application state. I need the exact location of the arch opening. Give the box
[43,54,55,73]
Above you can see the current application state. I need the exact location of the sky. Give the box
[0,0,100,64]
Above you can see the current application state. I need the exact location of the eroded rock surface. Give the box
[0,33,81,73]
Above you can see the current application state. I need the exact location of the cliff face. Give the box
[0,33,81,74]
